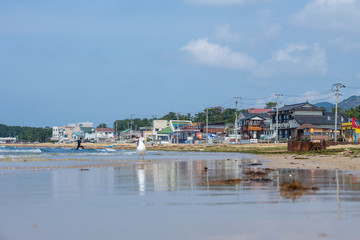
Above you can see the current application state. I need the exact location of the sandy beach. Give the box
[258,154,360,172]
[2,142,360,172]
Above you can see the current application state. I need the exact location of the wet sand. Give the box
[1,146,360,240]
[2,142,360,172]
[258,154,360,172]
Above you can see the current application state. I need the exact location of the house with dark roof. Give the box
[238,112,271,140]
[269,102,348,141]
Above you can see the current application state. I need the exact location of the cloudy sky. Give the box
[1,0,360,127]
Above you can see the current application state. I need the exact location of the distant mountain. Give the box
[338,95,360,110]
[314,102,334,112]
[314,95,360,112]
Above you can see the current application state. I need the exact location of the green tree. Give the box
[343,105,360,120]
[193,107,245,124]
[160,112,192,121]
[113,118,153,132]
[265,102,277,109]
[0,124,52,142]
[97,123,108,128]
[332,107,342,113]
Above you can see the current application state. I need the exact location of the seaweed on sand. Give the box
[280,180,319,201]
[207,178,246,185]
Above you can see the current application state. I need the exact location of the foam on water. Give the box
[0,148,42,153]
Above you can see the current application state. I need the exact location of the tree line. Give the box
[0,124,52,143]
[111,102,360,133]
[112,107,247,132]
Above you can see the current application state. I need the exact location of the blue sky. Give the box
[1,0,360,127]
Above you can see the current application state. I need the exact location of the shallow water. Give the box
[0,147,360,240]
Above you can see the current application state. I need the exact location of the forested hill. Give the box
[0,124,52,143]
[339,95,360,110]
[315,95,360,111]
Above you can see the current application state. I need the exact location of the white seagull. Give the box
[136,137,146,160]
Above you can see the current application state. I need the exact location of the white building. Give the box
[0,137,16,143]
[152,120,170,133]
[95,128,115,143]
[52,122,93,142]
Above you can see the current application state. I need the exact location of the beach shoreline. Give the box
[1,142,360,172]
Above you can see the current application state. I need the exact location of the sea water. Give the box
[0,146,360,240]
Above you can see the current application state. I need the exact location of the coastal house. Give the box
[169,120,192,143]
[269,102,348,141]
[342,118,360,142]
[151,120,193,143]
[238,113,270,140]
[95,128,115,143]
[247,108,272,114]
[0,137,16,143]
[79,127,95,142]
[52,122,93,142]
[153,120,170,132]
[151,120,172,143]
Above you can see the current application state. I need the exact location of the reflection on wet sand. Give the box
[110,157,359,205]
[2,152,360,240]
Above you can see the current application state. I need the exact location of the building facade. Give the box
[269,102,348,141]
[238,113,270,140]
[95,128,115,143]
[52,122,93,142]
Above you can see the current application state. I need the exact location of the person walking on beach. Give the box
[76,137,84,150]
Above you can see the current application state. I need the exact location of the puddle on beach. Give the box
[1,148,360,240]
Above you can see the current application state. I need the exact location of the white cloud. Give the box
[254,43,327,77]
[181,38,327,77]
[213,24,242,43]
[181,38,258,70]
[292,0,360,34]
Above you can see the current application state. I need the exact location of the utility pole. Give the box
[333,83,345,141]
[275,94,282,143]
[151,115,156,143]
[206,108,209,144]
[130,114,134,131]
[234,97,241,144]
[177,112,179,144]
[115,121,118,141]
[130,114,134,140]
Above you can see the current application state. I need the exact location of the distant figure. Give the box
[136,137,146,159]
[76,137,84,150]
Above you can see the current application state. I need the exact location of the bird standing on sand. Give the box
[136,137,146,160]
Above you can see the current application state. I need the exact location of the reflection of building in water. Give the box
[112,159,360,203]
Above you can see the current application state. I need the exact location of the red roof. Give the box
[96,128,114,132]
[247,108,272,114]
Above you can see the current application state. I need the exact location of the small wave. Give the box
[0,148,42,153]
[104,148,116,152]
